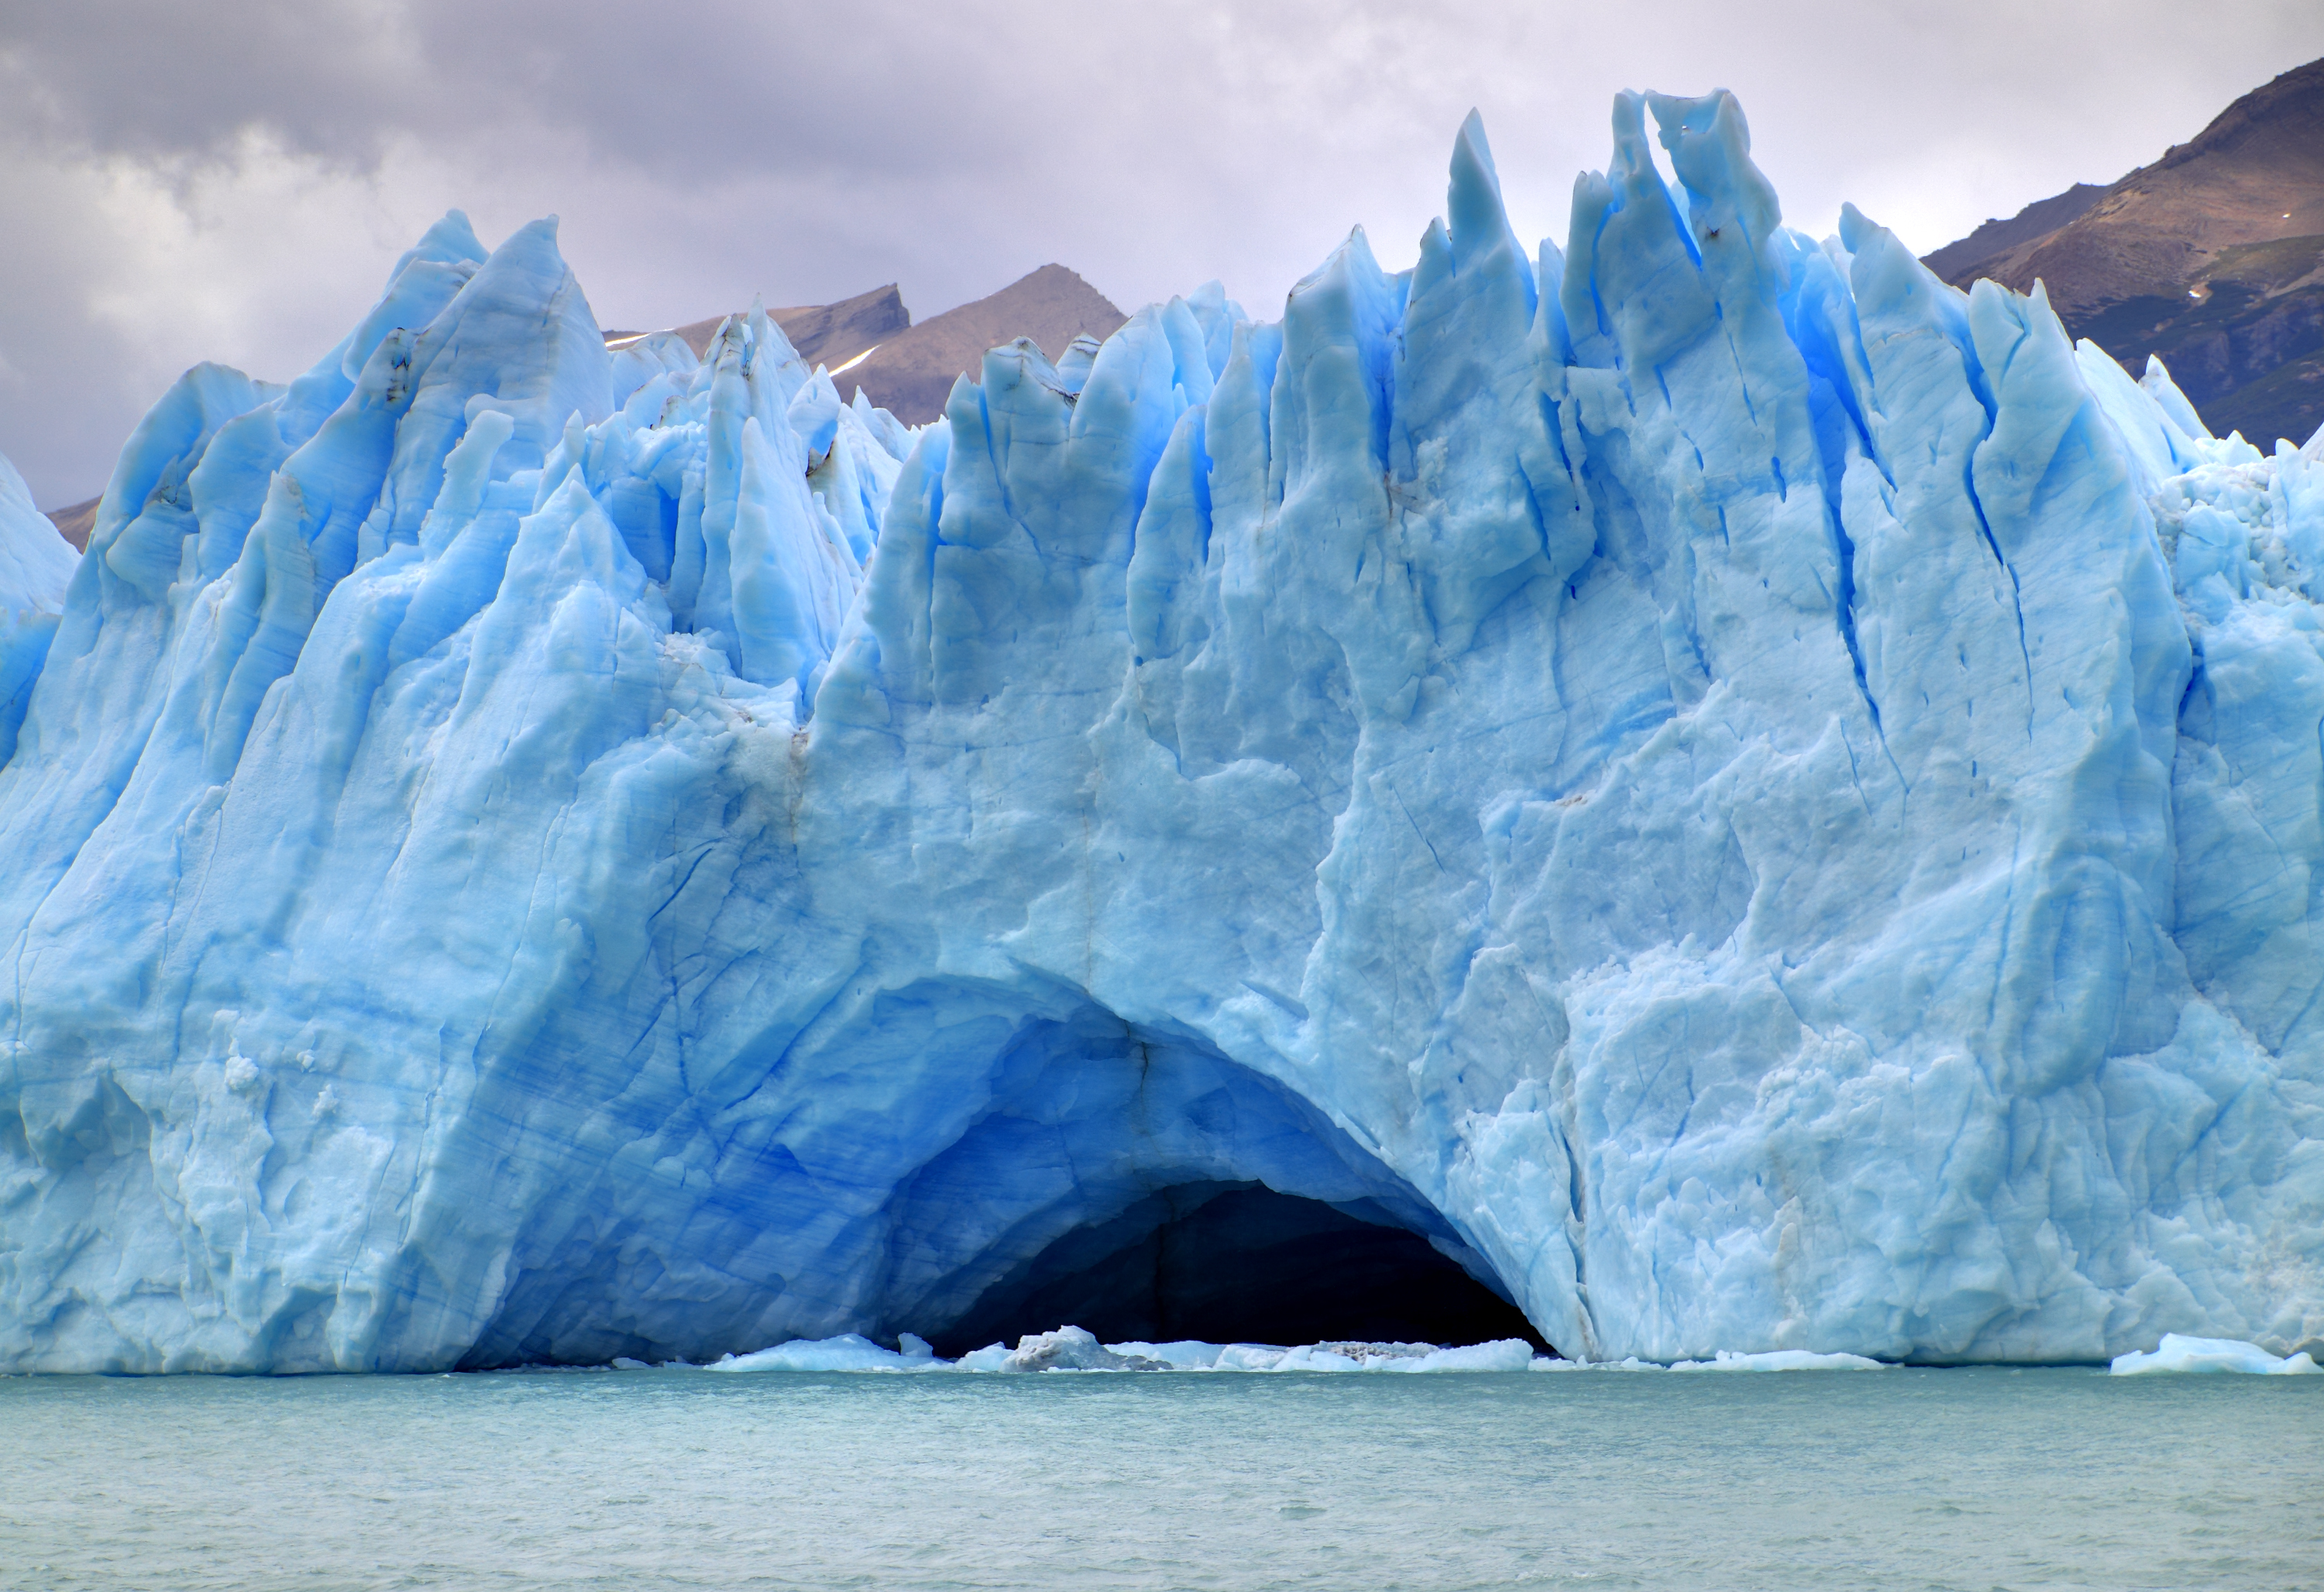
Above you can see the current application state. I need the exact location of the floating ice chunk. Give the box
[1524,1350,1885,1370]
[706,1332,942,1373]
[1102,1340,1229,1368]
[1000,1326,1129,1371]
[975,1326,1168,1372]
[1211,1344,1296,1372]
[684,1332,1867,1375]
[1669,1349,1888,1371]
[1270,1342,1400,1371]
[1390,1339,1538,1372]
[844,1332,1552,1374]
[1243,1339,1532,1372]
[1111,1337,1535,1372]
[2109,1335,2323,1375]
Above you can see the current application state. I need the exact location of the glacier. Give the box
[2,88,2322,1374]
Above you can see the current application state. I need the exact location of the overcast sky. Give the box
[4,0,2320,507]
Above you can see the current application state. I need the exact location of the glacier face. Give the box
[3,91,2322,1373]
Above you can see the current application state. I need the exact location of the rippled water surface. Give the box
[4,1365,2319,1590]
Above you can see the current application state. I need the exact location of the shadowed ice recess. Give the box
[2,89,2322,1374]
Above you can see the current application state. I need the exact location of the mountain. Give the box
[1924,57,2324,446]
[43,497,96,552]
[607,267,1127,427]
[1920,183,2107,283]
[606,281,911,369]
[822,264,1126,424]
[2,96,2322,1374]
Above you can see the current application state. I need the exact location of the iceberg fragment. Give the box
[1667,1349,1887,1372]
[959,1326,1164,1373]
[2108,1334,2322,1374]
[707,1332,940,1373]
[2,91,2322,1376]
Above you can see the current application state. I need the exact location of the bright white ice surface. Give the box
[4,91,2323,1374]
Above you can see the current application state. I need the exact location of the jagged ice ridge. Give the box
[2,90,2322,1372]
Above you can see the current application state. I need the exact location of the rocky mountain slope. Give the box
[820,264,1126,424]
[604,266,1126,428]
[43,497,96,552]
[606,283,910,368]
[1926,57,2324,446]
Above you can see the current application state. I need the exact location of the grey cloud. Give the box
[1,1,1077,178]
[3,0,2322,507]
[0,1,413,165]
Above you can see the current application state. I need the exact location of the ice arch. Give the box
[863,1002,1541,1354]
[452,997,1536,1368]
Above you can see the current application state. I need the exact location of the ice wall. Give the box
[2,95,2319,1372]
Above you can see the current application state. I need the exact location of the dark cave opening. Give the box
[930,1182,1549,1357]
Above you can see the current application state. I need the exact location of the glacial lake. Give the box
[3,1364,2318,1590]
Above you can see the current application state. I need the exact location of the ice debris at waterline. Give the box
[2108,1335,2323,1375]
[686,1327,1877,1374]
[702,1326,1544,1374]
[3,88,2323,1377]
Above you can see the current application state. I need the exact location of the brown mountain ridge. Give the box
[1924,56,2324,448]
[606,265,1125,427]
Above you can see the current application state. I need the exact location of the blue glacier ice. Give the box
[0,451,77,767]
[3,92,2322,1374]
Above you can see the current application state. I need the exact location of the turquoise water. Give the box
[3,1367,2318,1590]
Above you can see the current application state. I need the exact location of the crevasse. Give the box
[2,92,2319,1373]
